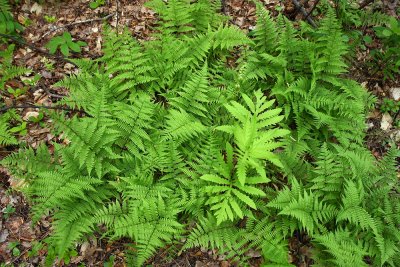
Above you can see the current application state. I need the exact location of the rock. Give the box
[390,87,400,101]
[30,3,42,15]
[41,70,52,79]
[64,63,75,70]
[390,130,400,143]
[0,229,9,242]
[367,122,374,129]
[380,113,393,131]
[23,111,40,121]
[220,261,229,267]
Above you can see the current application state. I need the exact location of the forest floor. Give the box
[0,0,399,266]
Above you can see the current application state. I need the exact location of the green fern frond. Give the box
[252,3,278,54]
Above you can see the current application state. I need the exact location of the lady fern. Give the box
[1,1,399,266]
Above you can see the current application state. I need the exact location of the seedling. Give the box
[8,242,21,257]
[41,57,55,71]
[89,0,105,9]
[44,15,57,23]
[380,98,400,114]
[28,241,44,257]
[372,17,400,80]
[2,204,16,219]
[9,121,27,136]
[7,86,28,98]
[22,74,41,86]
[46,32,87,57]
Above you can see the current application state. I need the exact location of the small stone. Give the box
[0,229,9,242]
[30,3,43,15]
[390,130,400,143]
[390,87,400,101]
[367,122,374,129]
[41,71,52,79]
[220,261,229,267]
[64,63,75,70]
[380,113,393,131]
[23,111,40,121]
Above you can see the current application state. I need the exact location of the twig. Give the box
[359,0,375,9]
[305,0,320,19]
[116,0,120,34]
[292,0,317,28]
[0,33,78,67]
[0,104,75,113]
[40,13,115,40]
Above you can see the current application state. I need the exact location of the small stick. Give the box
[40,13,115,40]
[0,104,75,113]
[116,0,120,34]
[305,0,320,19]
[0,33,78,67]
[292,0,317,28]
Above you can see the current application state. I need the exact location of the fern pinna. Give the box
[2,0,399,266]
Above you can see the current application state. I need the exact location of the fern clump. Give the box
[2,1,399,266]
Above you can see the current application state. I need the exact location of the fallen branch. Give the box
[0,104,75,113]
[305,0,320,19]
[292,0,317,28]
[40,13,115,39]
[0,33,78,67]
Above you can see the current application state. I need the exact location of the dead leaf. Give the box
[30,3,43,15]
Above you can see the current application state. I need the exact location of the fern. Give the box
[2,2,399,267]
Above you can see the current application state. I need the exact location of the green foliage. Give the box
[0,44,30,146]
[0,0,23,36]
[46,32,87,57]
[371,17,400,80]
[0,44,30,90]
[44,15,57,23]
[89,0,105,9]
[380,98,400,114]
[2,1,399,267]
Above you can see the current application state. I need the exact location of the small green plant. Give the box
[27,241,44,258]
[89,0,105,9]
[9,121,27,136]
[380,98,400,114]
[2,203,16,219]
[0,44,30,90]
[372,17,400,80]
[41,57,55,71]
[7,86,27,97]
[46,32,87,57]
[44,239,78,267]
[0,3,23,35]
[44,15,56,23]
[8,241,21,257]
